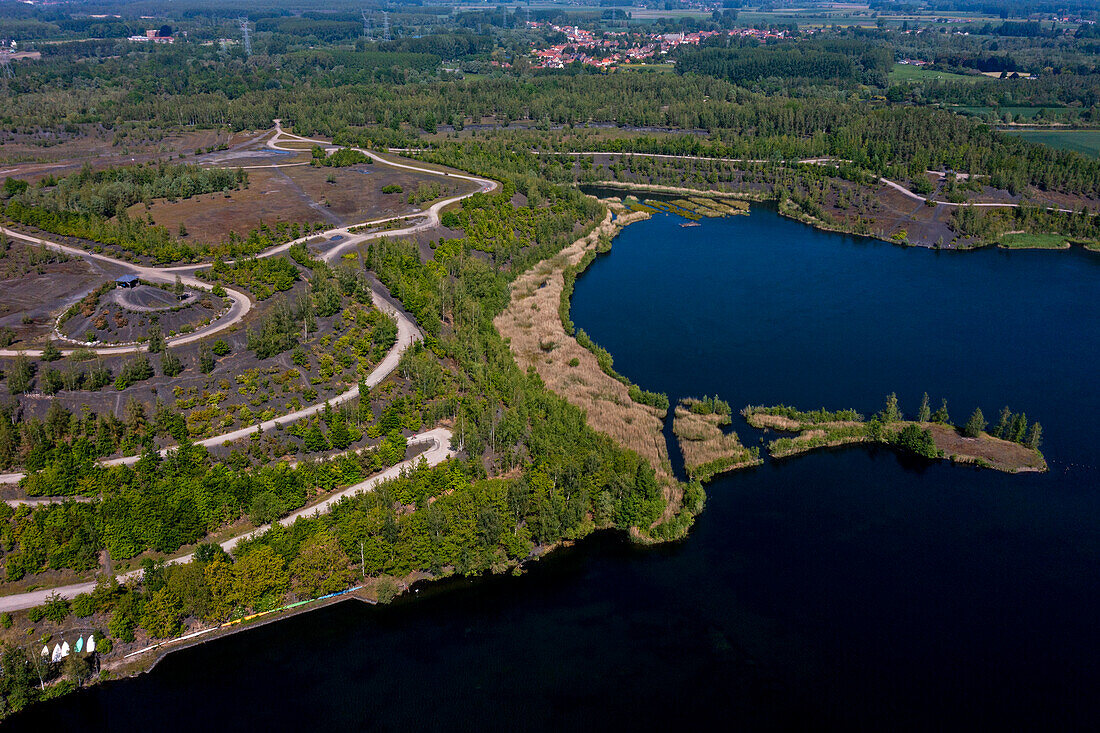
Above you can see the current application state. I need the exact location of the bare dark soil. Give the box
[0,129,258,181]
[7,276,409,463]
[0,242,126,345]
[129,161,477,243]
[59,286,228,344]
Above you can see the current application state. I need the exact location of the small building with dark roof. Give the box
[115,275,139,288]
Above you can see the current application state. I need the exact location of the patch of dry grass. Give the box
[928,424,1048,473]
[673,401,761,481]
[494,205,673,482]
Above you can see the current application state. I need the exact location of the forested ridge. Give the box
[677,39,894,86]
[8,75,1100,200]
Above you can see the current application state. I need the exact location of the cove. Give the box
[10,205,1100,731]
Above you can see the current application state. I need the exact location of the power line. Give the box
[239,17,252,57]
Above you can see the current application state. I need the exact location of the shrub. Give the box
[71,593,96,618]
[893,424,941,459]
[43,593,70,623]
[375,577,399,603]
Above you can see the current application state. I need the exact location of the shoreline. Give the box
[586,179,1100,253]
[587,180,915,248]
[745,410,1048,474]
[495,198,710,538]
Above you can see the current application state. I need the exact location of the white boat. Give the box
[51,644,62,662]
[41,645,49,658]
[87,635,96,653]
[60,641,70,658]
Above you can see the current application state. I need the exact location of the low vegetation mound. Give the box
[673,398,760,482]
[743,395,1047,473]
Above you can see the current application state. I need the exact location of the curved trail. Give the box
[1,125,493,484]
[0,124,493,609]
[0,124,494,358]
[0,428,456,612]
[0,228,254,356]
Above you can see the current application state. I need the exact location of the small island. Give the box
[743,396,1047,473]
[673,397,761,481]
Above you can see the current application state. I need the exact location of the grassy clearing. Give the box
[890,64,981,84]
[617,63,675,73]
[998,232,1070,249]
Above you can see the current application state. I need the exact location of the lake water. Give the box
[11,205,1100,730]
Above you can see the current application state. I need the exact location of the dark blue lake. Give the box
[11,205,1100,731]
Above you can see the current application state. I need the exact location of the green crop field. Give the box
[889,64,982,84]
[1003,129,1100,159]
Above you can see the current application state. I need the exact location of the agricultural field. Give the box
[1003,129,1100,159]
[890,64,983,84]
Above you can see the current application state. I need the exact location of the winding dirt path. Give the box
[1,123,496,483]
[0,123,495,608]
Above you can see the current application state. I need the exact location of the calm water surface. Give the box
[12,205,1100,731]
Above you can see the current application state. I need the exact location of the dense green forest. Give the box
[6,69,1100,200]
[679,39,894,86]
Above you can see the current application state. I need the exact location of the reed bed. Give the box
[494,206,673,481]
[673,400,761,481]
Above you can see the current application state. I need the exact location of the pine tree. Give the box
[328,418,352,450]
[160,349,183,378]
[1010,412,1028,443]
[7,355,35,395]
[41,338,62,362]
[963,408,986,438]
[992,406,1012,439]
[882,392,902,423]
[1026,422,1043,450]
[303,424,329,452]
[931,398,950,424]
[917,392,931,422]
[147,324,165,354]
[198,344,215,374]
